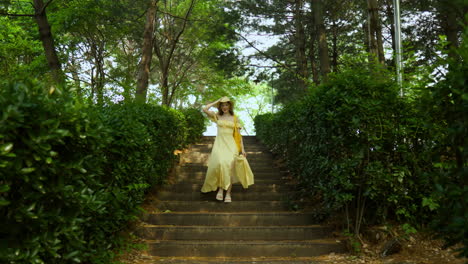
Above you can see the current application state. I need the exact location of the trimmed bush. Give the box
[0,80,205,263]
[256,46,467,256]
[422,32,468,257]
[180,108,206,147]
[255,66,433,231]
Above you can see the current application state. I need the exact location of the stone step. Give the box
[186,151,274,157]
[191,142,267,147]
[179,164,282,173]
[176,171,285,180]
[156,190,294,201]
[155,201,288,212]
[135,225,333,240]
[181,161,278,168]
[145,240,346,257]
[136,256,327,264]
[161,183,292,193]
[190,146,269,152]
[200,136,258,143]
[143,212,318,226]
[181,157,274,165]
[176,178,284,185]
[180,156,274,165]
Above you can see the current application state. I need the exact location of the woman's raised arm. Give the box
[203,98,221,118]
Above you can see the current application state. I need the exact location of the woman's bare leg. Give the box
[224,184,232,203]
[216,187,224,201]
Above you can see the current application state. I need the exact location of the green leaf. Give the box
[0,197,10,206]
[422,197,439,211]
[0,184,10,192]
[21,167,36,174]
[1,143,13,153]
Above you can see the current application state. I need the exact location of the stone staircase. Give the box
[136,136,346,263]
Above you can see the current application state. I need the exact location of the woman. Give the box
[200,96,251,202]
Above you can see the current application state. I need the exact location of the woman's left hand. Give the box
[241,151,247,157]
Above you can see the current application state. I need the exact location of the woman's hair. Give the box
[217,102,234,116]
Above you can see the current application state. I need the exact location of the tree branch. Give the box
[237,32,313,86]
[39,0,55,15]
[0,12,34,17]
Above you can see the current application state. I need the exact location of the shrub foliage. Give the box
[255,52,466,256]
[0,80,205,263]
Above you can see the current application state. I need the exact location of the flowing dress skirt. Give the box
[201,119,240,192]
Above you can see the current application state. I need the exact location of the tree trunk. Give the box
[89,39,105,105]
[33,0,63,84]
[366,0,385,64]
[436,0,463,59]
[294,0,308,91]
[311,0,330,82]
[362,20,369,53]
[136,0,158,103]
[70,55,82,97]
[331,19,338,72]
[154,0,195,106]
[308,6,319,85]
[161,65,170,106]
[308,28,319,85]
[385,0,396,66]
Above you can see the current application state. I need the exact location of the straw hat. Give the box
[217,96,234,108]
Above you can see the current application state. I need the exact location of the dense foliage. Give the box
[255,43,467,256]
[256,65,433,223]
[0,0,248,107]
[0,80,205,264]
[423,32,468,257]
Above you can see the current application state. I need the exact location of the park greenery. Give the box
[0,0,467,263]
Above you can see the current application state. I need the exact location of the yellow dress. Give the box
[201,115,241,192]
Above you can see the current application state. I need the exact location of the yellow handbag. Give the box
[232,115,254,188]
[233,115,242,154]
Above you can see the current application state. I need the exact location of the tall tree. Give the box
[153,0,196,106]
[136,0,158,103]
[436,0,467,59]
[33,0,63,83]
[294,0,308,91]
[366,0,385,64]
[308,14,319,84]
[0,0,63,83]
[311,0,330,81]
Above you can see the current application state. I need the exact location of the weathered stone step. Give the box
[179,164,281,173]
[143,212,317,226]
[161,183,292,192]
[190,146,269,153]
[186,151,273,157]
[138,257,326,264]
[181,157,274,165]
[189,141,264,146]
[145,240,346,257]
[155,201,288,212]
[136,225,333,240]
[181,156,274,165]
[176,178,284,185]
[156,190,293,201]
[176,171,284,180]
[201,136,258,143]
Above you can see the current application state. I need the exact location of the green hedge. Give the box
[255,53,467,256]
[0,80,205,263]
[255,66,433,228]
[422,31,467,257]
